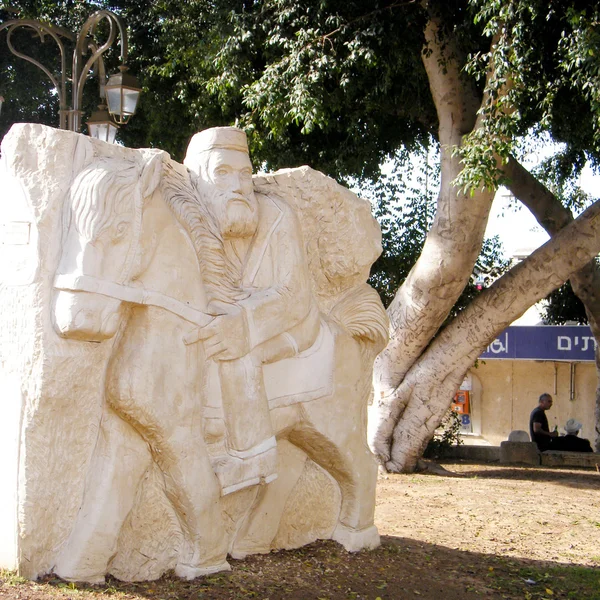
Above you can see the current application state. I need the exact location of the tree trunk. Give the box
[503,157,600,452]
[369,8,600,469]
[370,7,495,460]
[384,198,600,471]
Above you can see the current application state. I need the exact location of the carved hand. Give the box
[196,305,250,361]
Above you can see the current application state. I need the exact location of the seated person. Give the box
[529,393,558,451]
[550,419,594,453]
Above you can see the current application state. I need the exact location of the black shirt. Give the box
[550,434,594,453]
[530,406,550,450]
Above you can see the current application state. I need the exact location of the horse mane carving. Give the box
[69,158,139,242]
[161,160,242,306]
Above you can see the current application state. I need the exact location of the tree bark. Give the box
[370,7,495,459]
[384,198,600,471]
[503,156,600,451]
[369,7,600,468]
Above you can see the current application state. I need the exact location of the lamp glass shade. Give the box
[105,67,141,125]
[106,87,139,123]
[88,121,118,144]
[86,106,119,144]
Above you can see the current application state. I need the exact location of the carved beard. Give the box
[218,195,259,239]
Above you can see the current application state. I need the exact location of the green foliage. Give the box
[0,568,27,586]
[542,280,588,325]
[2,0,437,172]
[4,0,600,191]
[206,0,434,177]
[528,137,596,327]
[365,145,437,307]
[0,4,62,134]
[423,408,463,459]
[458,1,600,193]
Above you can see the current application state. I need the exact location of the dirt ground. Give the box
[1,461,599,600]
[376,462,600,567]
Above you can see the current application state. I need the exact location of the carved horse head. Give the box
[53,146,162,341]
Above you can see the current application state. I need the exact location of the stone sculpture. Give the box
[0,123,388,583]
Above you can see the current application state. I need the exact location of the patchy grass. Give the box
[0,569,27,586]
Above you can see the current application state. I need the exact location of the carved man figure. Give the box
[184,127,320,495]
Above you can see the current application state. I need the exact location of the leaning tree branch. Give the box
[504,155,600,451]
[503,156,600,322]
[385,197,600,471]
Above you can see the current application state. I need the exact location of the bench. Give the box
[500,441,600,468]
[540,450,600,469]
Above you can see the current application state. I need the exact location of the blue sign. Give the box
[480,326,595,362]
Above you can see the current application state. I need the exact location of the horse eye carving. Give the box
[114,220,129,239]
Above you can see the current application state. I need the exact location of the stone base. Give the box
[500,441,540,465]
[332,524,380,552]
[541,451,600,469]
[444,444,501,462]
[174,561,231,581]
[507,430,530,443]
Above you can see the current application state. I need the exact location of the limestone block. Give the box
[445,445,501,462]
[540,451,600,469]
[1,125,115,579]
[500,441,540,465]
[0,124,388,583]
[508,430,530,442]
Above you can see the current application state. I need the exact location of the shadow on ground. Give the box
[3,536,599,600]
[435,461,600,490]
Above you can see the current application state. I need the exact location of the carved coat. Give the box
[239,194,320,364]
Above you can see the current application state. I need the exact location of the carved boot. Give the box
[214,357,278,494]
[213,436,278,495]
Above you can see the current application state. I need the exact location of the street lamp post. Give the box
[0,10,141,140]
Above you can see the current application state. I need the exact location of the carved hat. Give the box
[184,127,249,176]
[564,418,582,434]
[186,126,247,156]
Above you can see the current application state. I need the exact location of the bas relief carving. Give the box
[0,124,388,583]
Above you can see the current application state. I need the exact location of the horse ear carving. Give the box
[140,151,165,199]
[71,135,95,178]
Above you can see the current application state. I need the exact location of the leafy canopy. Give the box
[458,1,600,193]
[1,0,437,173]
[3,0,600,191]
